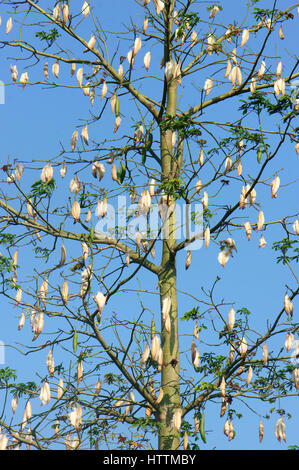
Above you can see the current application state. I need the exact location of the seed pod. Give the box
[69,405,82,431]
[47,348,55,377]
[6,17,13,34]
[59,242,66,266]
[275,416,286,443]
[173,408,182,432]
[71,201,81,222]
[185,249,191,270]
[193,345,200,370]
[71,129,78,151]
[82,1,90,17]
[257,210,265,232]
[32,311,44,341]
[248,188,256,206]
[236,66,242,86]
[40,277,48,307]
[20,72,29,89]
[52,3,60,20]
[83,82,90,96]
[93,292,106,319]
[25,400,32,420]
[278,25,284,39]
[204,78,213,95]
[224,419,230,437]
[157,347,163,372]
[18,312,25,331]
[229,66,237,87]
[206,34,215,54]
[263,343,268,365]
[141,343,150,365]
[143,17,148,33]
[284,293,293,316]
[11,393,18,414]
[41,163,53,183]
[77,360,83,386]
[285,333,294,352]
[52,60,59,78]
[61,280,69,304]
[209,4,219,18]
[9,64,18,83]
[228,308,235,333]
[250,76,257,94]
[90,87,95,105]
[271,175,280,198]
[114,116,122,133]
[246,365,253,386]
[228,420,235,441]
[190,29,197,48]
[296,142,299,155]
[239,337,248,356]
[257,60,266,80]
[81,124,89,145]
[259,419,264,443]
[220,376,226,398]
[151,335,160,362]
[259,234,267,248]
[101,80,107,100]
[194,322,199,340]
[200,191,208,212]
[84,35,96,52]
[133,37,142,57]
[224,60,232,79]
[118,63,124,77]
[142,50,152,72]
[77,66,84,88]
[293,368,299,389]
[240,28,249,47]
[220,397,228,417]
[14,288,22,307]
[154,0,165,15]
[293,219,299,235]
[61,4,69,23]
[204,226,210,249]
[244,221,252,241]
[218,249,229,268]
[40,381,51,405]
[94,379,101,398]
[224,155,232,173]
[183,431,188,450]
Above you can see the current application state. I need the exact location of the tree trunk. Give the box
[158,39,181,446]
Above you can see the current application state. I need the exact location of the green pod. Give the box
[117,163,126,184]
[142,146,147,165]
[257,146,262,164]
[115,95,120,117]
[89,225,95,243]
[199,412,207,444]
[151,317,156,339]
[73,330,78,353]
[145,129,153,150]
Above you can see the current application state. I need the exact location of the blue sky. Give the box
[0,0,298,450]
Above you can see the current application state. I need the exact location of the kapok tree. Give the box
[0,0,298,451]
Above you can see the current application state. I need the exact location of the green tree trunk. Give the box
[158,36,181,447]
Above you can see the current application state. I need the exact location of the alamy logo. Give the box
[94,197,204,250]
